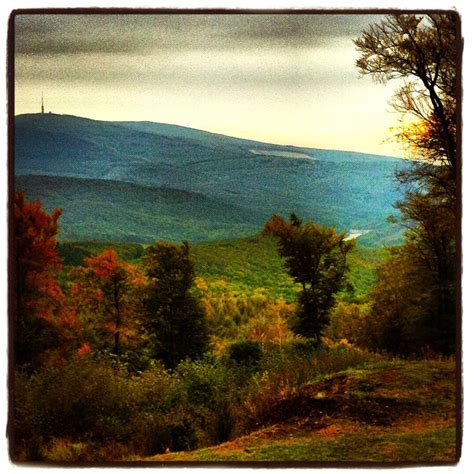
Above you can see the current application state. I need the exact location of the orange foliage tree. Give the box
[13,192,65,367]
[355,14,458,354]
[69,249,145,356]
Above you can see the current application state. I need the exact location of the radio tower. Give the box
[41,93,44,114]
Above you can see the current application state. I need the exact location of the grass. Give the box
[57,234,384,301]
[162,426,456,462]
[146,359,457,463]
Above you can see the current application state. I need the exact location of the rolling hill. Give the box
[57,234,384,300]
[14,113,408,246]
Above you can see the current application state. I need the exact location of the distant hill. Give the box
[14,113,408,245]
[16,175,262,243]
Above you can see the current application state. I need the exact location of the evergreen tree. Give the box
[142,241,209,369]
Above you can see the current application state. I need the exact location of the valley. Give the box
[10,11,459,466]
[15,113,407,246]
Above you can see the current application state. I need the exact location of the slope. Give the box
[15,113,408,245]
[16,175,261,243]
[146,359,457,463]
[57,234,383,300]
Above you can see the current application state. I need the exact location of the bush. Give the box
[172,357,242,445]
[13,359,132,457]
[38,439,89,463]
[13,358,178,460]
[227,340,263,368]
[326,301,372,346]
[12,339,386,461]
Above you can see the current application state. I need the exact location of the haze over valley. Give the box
[15,112,407,246]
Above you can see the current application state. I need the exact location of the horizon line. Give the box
[14,111,405,160]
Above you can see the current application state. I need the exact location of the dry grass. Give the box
[146,359,458,463]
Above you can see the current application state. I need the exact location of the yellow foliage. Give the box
[195,277,208,290]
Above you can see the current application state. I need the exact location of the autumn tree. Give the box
[264,214,354,344]
[13,192,65,368]
[354,14,457,174]
[365,248,435,355]
[70,249,145,356]
[354,14,458,354]
[142,241,209,369]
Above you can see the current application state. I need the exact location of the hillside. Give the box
[16,175,261,243]
[15,113,407,246]
[57,235,383,300]
[146,359,457,463]
[192,235,382,300]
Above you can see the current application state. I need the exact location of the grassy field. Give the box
[145,359,458,463]
[58,234,385,301]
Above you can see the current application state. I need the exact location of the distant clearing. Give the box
[249,149,315,160]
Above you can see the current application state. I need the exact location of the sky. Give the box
[14,13,406,156]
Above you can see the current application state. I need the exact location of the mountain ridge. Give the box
[15,113,403,160]
[14,113,408,246]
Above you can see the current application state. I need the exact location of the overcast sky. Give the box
[14,13,404,156]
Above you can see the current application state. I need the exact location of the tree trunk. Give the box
[113,280,121,355]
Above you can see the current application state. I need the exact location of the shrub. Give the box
[227,340,263,368]
[172,358,241,445]
[13,359,132,447]
[325,301,372,346]
[38,439,88,463]
[12,337,386,461]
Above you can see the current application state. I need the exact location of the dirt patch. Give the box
[259,391,338,426]
[258,376,422,429]
[339,396,420,426]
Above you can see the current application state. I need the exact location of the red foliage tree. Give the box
[69,249,144,355]
[13,192,65,367]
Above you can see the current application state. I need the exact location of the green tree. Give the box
[355,14,458,354]
[142,241,209,369]
[264,214,354,344]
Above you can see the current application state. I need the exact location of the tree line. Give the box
[12,12,458,372]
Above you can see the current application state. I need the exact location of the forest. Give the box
[10,13,459,463]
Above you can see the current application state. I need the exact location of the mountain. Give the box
[14,113,408,245]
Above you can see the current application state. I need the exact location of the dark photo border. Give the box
[6,7,463,467]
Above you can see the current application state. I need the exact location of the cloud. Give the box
[15,13,374,92]
[15,44,360,94]
[14,13,380,57]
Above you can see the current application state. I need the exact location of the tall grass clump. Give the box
[238,340,386,429]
